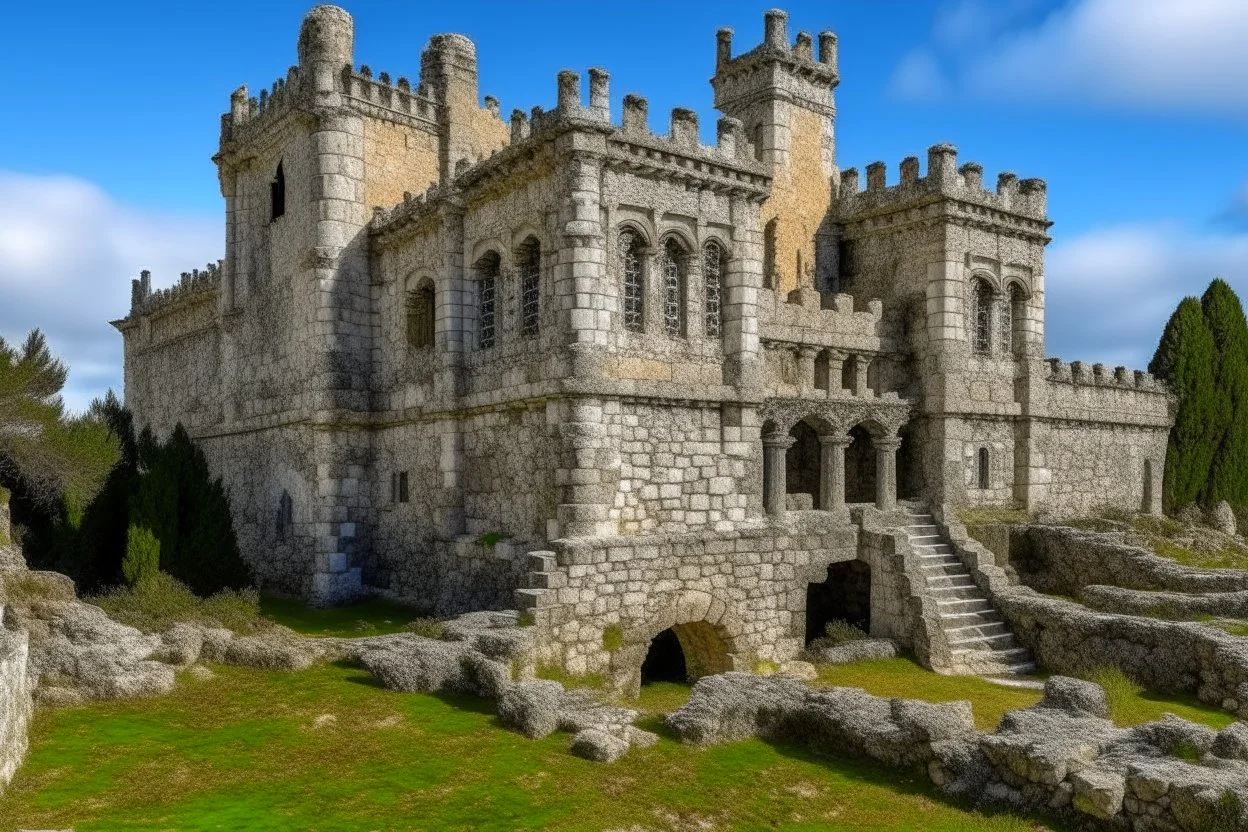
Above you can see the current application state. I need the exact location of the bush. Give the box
[87,572,263,634]
[806,619,869,654]
[122,525,160,587]
[402,617,445,639]
[601,623,624,653]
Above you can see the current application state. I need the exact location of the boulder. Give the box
[1038,675,1109,718]
[1210,500,1238,536]
[1070,767,1126,820]
[665,672,806,745]
[569,728,629,763]
[1212,721,1248,761]
[497,680,563,739]
[358,636,471,693]
[156,623,205,666]
[808,638,897,665]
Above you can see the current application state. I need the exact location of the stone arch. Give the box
[611,590,745,695]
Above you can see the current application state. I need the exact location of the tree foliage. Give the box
[122,525,161,587]
[1200,279,1248,506]
[1149,296,1226,510]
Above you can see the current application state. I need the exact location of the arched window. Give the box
[659,237,688,336]
[977,447,990,490]
[702,241,725,337]
[270,161,286,222]
[972,278,993,354]
[406,278,435,349]
[1007,284,1025,355]
[620,229,645,332]
[475,251,500,349]
[518,238,541,338]
[763,218,778,290]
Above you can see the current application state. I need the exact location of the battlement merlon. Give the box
[710,9,839,117]
[836,144,1051,225]
[371,69,773,240]
[112,262,223,329]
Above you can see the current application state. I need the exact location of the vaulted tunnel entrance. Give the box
[639,621,733,685]
[805,560,872,645]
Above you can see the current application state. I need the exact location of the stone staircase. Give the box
[899,508,1035,676]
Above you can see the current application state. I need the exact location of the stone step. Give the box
[921,562,971,577]
[928,584,989,600]
[912,543,953,554]
[936,597,993,610]
[948,631,1018,651]
[940,609,1002,625]
[908,534,943,545]
[943,621,1009,639]
[904,524,939,534]
[919,555,962,566]
[528,570,566,590]
[925,573,975,586]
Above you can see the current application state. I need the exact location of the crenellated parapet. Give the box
[339,65,439,130]
[711,9,839,117]
[123,261,222,319]
[836,144,1050,231]
[1044,359,1167,394]
[759,289,893,353]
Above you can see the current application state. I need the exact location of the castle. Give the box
[115,6,1174,688]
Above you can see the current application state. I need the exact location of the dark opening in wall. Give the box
[977,447,990,490]
[845,424,876,503]
[641,628,687,684]
[805,559,872,644]
[391,472,409,503]
[270,161,286,222]
[785,420,821,507]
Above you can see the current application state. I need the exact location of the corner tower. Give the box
[712,9,839,296]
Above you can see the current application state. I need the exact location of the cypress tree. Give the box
[1201,278,1248,506]
[1149,297,1226,510]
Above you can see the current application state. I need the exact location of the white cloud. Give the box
[898,0,1248,115]
[888,50,951,100]
[1045,221,1248,368]
[0,171,219,413]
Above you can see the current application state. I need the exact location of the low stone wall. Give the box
[0,625,33,794]
[667,672,1248,831]
[1081,584,1248,620]
[995,588,1248,713]
[1004,525,1248,595]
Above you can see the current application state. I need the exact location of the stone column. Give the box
[854,354,870,397]
[762,431,795,517]
[875,437,901,512]
[796,346,818,393]
[825,350,845,397]
[818,433,850,512]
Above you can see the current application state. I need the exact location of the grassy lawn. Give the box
[259,595,432,637]
[0,662,1067,832]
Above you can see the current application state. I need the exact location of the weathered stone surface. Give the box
[358,636,471,693]
[0,629,33,794]
[569,728,629,763]
[497,680,563,739]
[1070,767,1126,820]
[1039,675,1109,718]
[808,638,898,665]
[1210,501,1237,537]
[1212,721,1248,761]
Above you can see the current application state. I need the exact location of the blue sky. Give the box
[1,0,1246,411]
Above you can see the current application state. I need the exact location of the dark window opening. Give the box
[407,280,435,349]
[518,238,541,338]
[785,420,821,508]
[641,627,686,684]
[845,424,876,503]
[977,447,990,490]
[620,230,645,332]
[836,238,856,293]
[805,560,872,644]
[659,237,688,337]
[270,161,286,222]
[763,219,778,290]
[275,490,293,541]
[475,251,500,349]
[973,278,993,354]
[702,241,724,337]
[392,471,409,504]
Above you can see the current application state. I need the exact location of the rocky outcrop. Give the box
[0,627,33,795]
[1007,525,1248,596]
[1081,584,1248,620]
[667,672,1248,831]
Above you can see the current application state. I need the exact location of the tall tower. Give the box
[712,9,839,297]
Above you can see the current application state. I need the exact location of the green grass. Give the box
[957,508,1031,527]
[0,662,1066,832]
[88,573,265,634]
[258,596,433,638]
[1083,666,1235,729]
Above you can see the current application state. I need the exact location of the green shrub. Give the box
[88,572,263,634]
[752,659,780,676]
[476,530,506,549]
[806,619,869,654]
[403,617,445,639]
[601,623,623,653]
[535,664,604,689]
[516,610,535,627]
[122,525,160,587]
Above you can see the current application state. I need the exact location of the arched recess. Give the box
[618,226,648,332]
[406,277,435,349]
[785,420,822,509]
[806,559,872,644]
[473,250,501,349]
[845,423,879,503]
[896,421,922,500]
[971,277,994,354]
[612,590,744,694]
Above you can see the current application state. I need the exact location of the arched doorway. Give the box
[896,422,922,501]
[845,424,876,503]
[785,420,821,508]
[641,628,686,683]
[805,560,872,644]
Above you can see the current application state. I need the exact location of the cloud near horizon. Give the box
[0,170,220,414]
[892,0,1248,116]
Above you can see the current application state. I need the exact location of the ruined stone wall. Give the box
[0,628,32,794]
[528,518,858,683]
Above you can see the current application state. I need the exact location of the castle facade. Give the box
[115,6,1173,687]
